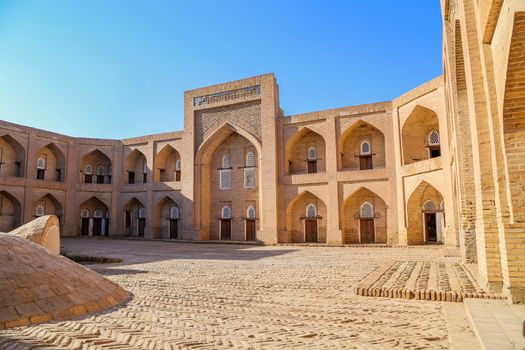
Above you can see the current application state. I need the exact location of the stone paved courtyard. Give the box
[0,238,481,349]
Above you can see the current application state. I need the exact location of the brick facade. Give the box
[0,0,523,302]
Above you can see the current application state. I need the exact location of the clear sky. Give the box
[0,1,443,139]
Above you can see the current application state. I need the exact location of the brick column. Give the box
[324,116,342,244]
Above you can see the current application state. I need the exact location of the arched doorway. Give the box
[78,197,110,236]
[286,191,326,243]
[195,123,260,241]
[0,135,25,177]
[154,196,181,239]
[80,149,112,184]
[285,128,326,175]
[0,191,21,232]
[406,181,445,244]
[401,106,440,165]
[339,120,386,171]
[123,197,146,237]
[342,187,387,244]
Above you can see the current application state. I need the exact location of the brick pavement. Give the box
[0,238,481,349]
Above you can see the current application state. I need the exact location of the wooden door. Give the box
[221,219,231,240]
[175,170,181,181]
[307,160,317,174]
[305,219,318,242]
[138,218,146,236]
[360,219,375,243]
[425,213,437,242]
[92,218,102,236]
[359,156,373,170]
[170,219,178,239]
[246,219,256,241]
[81,218,89,236]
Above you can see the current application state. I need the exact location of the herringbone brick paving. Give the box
[0,239,479,349]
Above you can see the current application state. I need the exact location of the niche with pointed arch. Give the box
[80,149,112,184]
[339,121,385,171]
[285,128,326,175]
[406,181,445,244]
[401,105,441,165]
[286,191,327,243]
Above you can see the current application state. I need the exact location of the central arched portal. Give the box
[195,123,261,241]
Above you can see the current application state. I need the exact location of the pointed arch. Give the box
[503,12,525,223]
[194,122,261,241]
[285,127,326,175]
[401,105,440,165]
[80,149,112,184]
[339,119,385,171]
[406,180,445,244]
[78,196,110,236]
[33,193,64,221]
[153,195,180,239]
[36,143,66,181]
[0,134,26,177]
[0,190,21,232]
[342,187,387,244]
[155,144,181,183]
[122,196,146,237]
[286,190,327,243]
[124,149,148,184]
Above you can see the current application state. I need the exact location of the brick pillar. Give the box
[325,116,342,244]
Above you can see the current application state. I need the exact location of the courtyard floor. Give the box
[0,238,481,349]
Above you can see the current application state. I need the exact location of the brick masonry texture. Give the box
[0,238,481,349]
[0,0,523,304]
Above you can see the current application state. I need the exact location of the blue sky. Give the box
[0,1,443,139]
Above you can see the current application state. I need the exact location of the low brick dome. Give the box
[0,218,128,329]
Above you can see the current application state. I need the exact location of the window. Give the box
[222,154,231,168]
[428,131,441,158]
[96,165,105,175]
[423,200,436,212]
[170,206,179,219]
[221,206,232,219]
[143,163,148,183]
[36,205,44,217]
[37,158,46,169]
[128,171,135,184]
[175,160,181,181]
[139,207,146,218]
[359,140,373,170]
[307,146,317,173]
[360,202,374,218]
[81,209,90,218]
[107,166,112,184]
[246,152,255,167]
[220,169,231,190]
[247,206,256,219]
[360,141,371,155]
[306,204,317,218]
[220,154,232,189]
[96,165,105,184]
[94,209,103,218]
[84,164,93,184]
[36,158,46,180]
[244,168,255,188]
[307,146,317,160]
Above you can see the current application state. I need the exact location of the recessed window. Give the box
[81,209,90,218]
[139,207,147,218]
[170,206,179,219]
[221,206,232,219]
[306,204,317,218]
[36,205,44,217]
[247,206,256,219]
[360,202,374,218]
